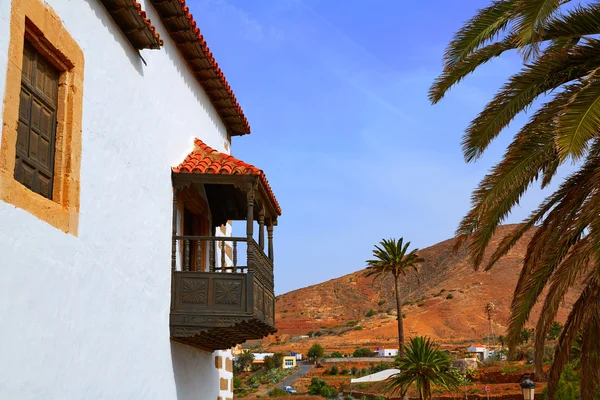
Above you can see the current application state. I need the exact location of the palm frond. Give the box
[457,109,558,268]
[579,298,600,400]
[462,39,600,162]
[443,0,519,68]
[385,336,460,398]
[556,75,600,161]
[430,39,515,104]
[543,3,600,39]
[513,0,563,57]
[503,139,600,352]
[432,4,600,105]
[547,275,600,397]
[533,237,593,376]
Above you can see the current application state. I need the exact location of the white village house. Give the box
[376,348,399,357]
[0,0,281,398]
[467,344,488,360]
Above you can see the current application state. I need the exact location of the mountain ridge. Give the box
[265,225,580,353]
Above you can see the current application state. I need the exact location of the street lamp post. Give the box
[520,374,536,400]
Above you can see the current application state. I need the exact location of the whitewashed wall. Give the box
[0,0,238,398]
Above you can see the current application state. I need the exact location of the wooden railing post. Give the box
[171,189,178,272]
[184,240,190,271]
[209,230,216,272]
[267,224,274,263]
[233,240,237,269]
[246,181,256,272]
[258,209,265,250]
[246,182,254,240]
[220,239,226,270]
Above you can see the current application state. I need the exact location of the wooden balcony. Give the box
[170,236,276,351]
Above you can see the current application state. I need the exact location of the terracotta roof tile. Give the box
[100,0,163,50]
[173,139,281,214]
[150,0,250,136]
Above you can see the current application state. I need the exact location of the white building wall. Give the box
[0,0,240,398]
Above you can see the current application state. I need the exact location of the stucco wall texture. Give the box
[0,0,237,398]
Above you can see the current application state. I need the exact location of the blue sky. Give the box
[188,0,567,294]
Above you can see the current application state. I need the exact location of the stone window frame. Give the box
[1,0,84,235]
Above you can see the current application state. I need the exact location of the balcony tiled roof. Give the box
[173,139,281,215]
[100,0,163,49]
[150,0,250,136]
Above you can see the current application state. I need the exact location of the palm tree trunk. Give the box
[394,273,405,357]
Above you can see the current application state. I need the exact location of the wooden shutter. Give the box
[14,40,59,199]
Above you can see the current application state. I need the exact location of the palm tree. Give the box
[365,238,423,356]
[430,1,600,397]
[386,336,461,400]
[498,335,506,348]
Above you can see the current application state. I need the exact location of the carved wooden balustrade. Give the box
[170,235,276,351]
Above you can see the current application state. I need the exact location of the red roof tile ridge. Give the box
[172,139,281,214]
[174,0,250,135]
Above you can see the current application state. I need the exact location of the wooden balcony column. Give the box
[246,181,256,272]
[246,181,255,239]
[171,189,178,272]
[258,208,265,250]
[267,221,274,263]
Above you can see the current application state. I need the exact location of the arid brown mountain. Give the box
[265,225,580,354]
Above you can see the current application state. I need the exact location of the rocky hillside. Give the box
[266,225,580,353]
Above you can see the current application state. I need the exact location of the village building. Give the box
[282,356,297,369]
[376,348,399,357]
[251,353,275,366]
[0,0,281,398]
[467,344,488,361]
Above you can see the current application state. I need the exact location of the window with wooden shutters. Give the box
[14,40,59,199]
[1,3,84,234]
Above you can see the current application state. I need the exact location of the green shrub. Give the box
[354,326,363,330]
[264,353,284,370]
[547,321,564,341]
[353,348,371,357]
[351,366,358,375]
[330,351,343,358]
[308,343,324,359]
[268,387,288,397]
[446,294,454,299]
[402,313,407,319]
[448,369,471,386]
[378,300,386,306]
[308,377,338,398]
[329,365,339,375]
[365,309,377,317]
[402,300,413,306]
[247,375,260,388]
[417,302,425,307]
[233,377,243,389]
[540,364,579,400]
